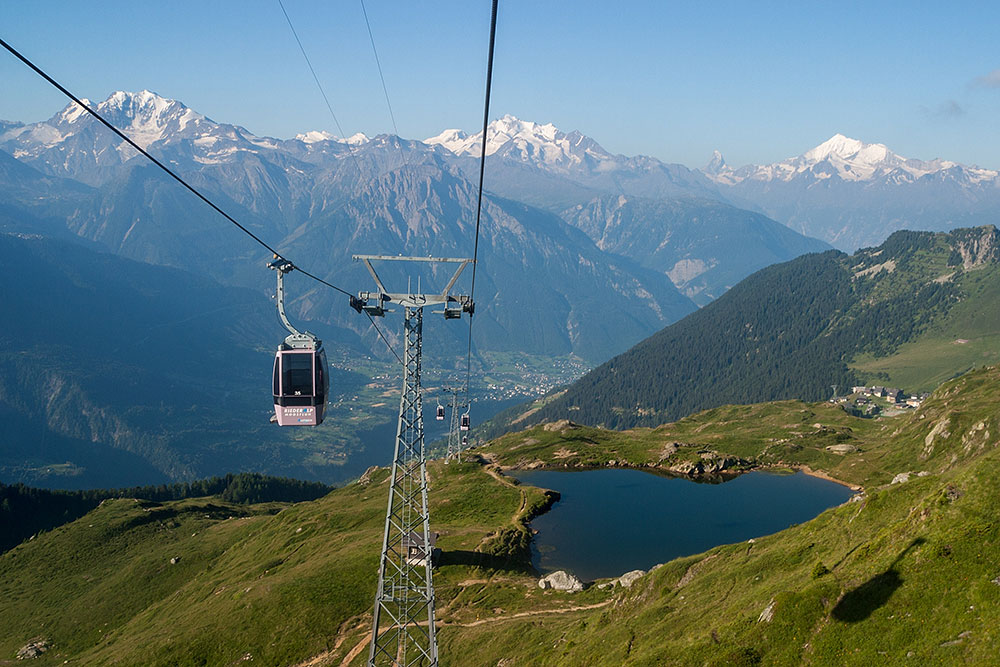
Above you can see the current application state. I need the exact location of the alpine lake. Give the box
[514,468,855,581]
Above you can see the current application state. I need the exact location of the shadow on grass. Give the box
[832,537,925,623]
[437,549,534,574]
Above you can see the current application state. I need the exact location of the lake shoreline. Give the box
[791,465,862,492]
[495,459,861,493]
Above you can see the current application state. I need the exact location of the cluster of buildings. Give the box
[830,385,931,416]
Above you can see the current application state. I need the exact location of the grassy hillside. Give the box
[498,226,1000,432]
[0,473,331,553]
[443,367,1000,665]
[0,460,558,665]
[4,366,1000,665]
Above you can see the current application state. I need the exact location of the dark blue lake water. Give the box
[515,468,854,581]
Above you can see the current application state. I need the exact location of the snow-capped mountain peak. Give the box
[426,114,557,157]
[424,114,616,171]
[706,134,999,186]
[296,130,336,144]
[703,149,727,175]
[57,100,91,124]
[295,130,370,145]
[803,133,889,166]
[424,128,469,151]
[343,132,370,145]
[87,90,204,149]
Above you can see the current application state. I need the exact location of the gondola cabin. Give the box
[272,344,328,426]
[460,413,470,431]
[436,404,445,420]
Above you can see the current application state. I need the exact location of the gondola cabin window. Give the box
[282,352,314,397]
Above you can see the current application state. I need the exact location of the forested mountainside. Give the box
[503,225,1000,431]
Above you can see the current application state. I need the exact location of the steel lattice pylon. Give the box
[444,388,463,464]
[368,306,437,667]
[352,255,474,667]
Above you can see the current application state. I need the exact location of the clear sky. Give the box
[2,1,999,169]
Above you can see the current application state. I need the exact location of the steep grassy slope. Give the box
[500,226,1000,432]
[850,262,1000,390]
[0,461,556,665]
[4,367,1000,665]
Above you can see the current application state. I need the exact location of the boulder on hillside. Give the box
[599,569,646,590]
[543,420,576,432]
[538,570,584,592]
[891,472,911,485]
[17,639,50,659]
[616,569,646,588]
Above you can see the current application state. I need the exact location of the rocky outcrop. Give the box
[657,442,679,462]
[891,471,930,485]
[758,599,776,623]
[358,466,379,486]
[665,450,751,477]
[538,570,584,592]
[17,639,50,660]
[543,420,577,433]
[950,226,1000,270]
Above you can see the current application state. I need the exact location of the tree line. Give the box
[0,473,332,553]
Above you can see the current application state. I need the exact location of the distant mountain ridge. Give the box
[559,194,830,303]
[426,113,724,208]
[500,225,1000,431]
[703,134,1000,250]
[424,115,830,301]
[7,94,995,257]
[425,115,1000,253]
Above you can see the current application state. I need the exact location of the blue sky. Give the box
[2,1,999,169]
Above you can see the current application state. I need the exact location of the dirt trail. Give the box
[448,599,611,627]
[290,620,365,667]
[333,600,612,666]
[473,464,529,551]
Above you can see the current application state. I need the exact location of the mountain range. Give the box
[426,114,1000,253]
[0,90,835,489]
[0,91,838,364]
